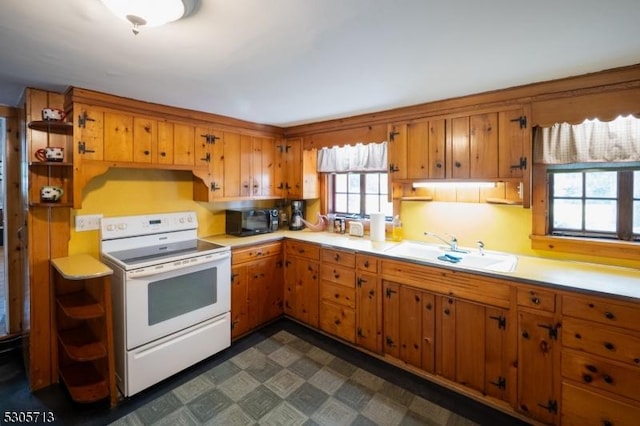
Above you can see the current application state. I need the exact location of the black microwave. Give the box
[226,208,279,236]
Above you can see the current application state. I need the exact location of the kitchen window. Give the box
[548,166,640,241]
[329,173,393,218]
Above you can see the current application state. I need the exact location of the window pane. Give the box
[634,171,640,199]
[347,195,360,214]
[365,174,379,194]
[348,174,361,192]
[365,194,379,215]
[554,173,583,197]
[585,200,616,232]
[379,173,389,195]
[585,172,616,198]
[335,174,347,192]
[634,200,640,234]
[335,194,347,212]
[553,199,582,229]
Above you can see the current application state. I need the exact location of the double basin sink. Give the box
[384,241,518,273]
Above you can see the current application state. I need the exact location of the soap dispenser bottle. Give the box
[392,215,403,242]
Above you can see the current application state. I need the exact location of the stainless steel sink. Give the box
[384,241,517,272]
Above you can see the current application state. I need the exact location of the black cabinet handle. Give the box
[604,342,615,351]
[531,297,540,305]
[582,374,593,383]
[585,364,598,373]
[604,311,615,320]
[603,375,613,384]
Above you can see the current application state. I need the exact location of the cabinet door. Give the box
[75,104,104,161]
[428,119,446,179]
[421,292,436,374]
[387,123,407,180]
[173,123,195,166]
[406,121,429,180]
[104,112,133,162]
[133,116,156,164]
[517,311,559,424]
[156,121,174,165]
[438,296,457,380]
[285,138,303,199]
[223,132,242,198]
[208,131,225,198]
[382,281,401,359]
[283,257,296,317]
[469,112,498,178]
[450,117,470,179]
[498,109,527,179]
[259,137,276,197]
[356,272,381,354]
[296,258,319,327]
[251,137,263,196]
[231,265,249,339]
[454,300,486,392]
[240,135,253,197]
[399,286,424,369]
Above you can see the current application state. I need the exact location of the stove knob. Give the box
[187,216,194,223]
[179,217,185,223]
[106,224,115,231]
[118,223,127,230]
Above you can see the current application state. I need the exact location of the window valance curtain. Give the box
[317,141,387,173]
[533,115,640,164]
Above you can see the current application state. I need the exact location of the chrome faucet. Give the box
[424,232,469,253]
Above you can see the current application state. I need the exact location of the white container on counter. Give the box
[370,212,386,241]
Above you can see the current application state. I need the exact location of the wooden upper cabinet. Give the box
[239,134,253,197]
[406,121,429,180]
[428,119,446,179]
[469,113,498,179]
[389,119,446,181]
[173,123,196,166]
[223,132,242,198]
[104,112,133,162]
[132,116,156,164]
[75,104,104,161]
[156,121,175,165]
[498,108,528,179]
[387,123,408,180]
[256,137,276,197]
[449,116,470,179]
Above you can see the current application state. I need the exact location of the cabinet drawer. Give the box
[563,294,640,331]
[356,254,378,273]
[322,248,356,268]
[321,281,356,308]
[285,241,320,260]
[517,286,555,312]
[562,381,640,426]
[319,301,356,343]
[563,318,640,366]
[232,242,282,265]
[320,264,355,288]
[562,349,640,402]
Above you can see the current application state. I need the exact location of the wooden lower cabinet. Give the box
[231,242,283,339]
[562,381,640,426]
[283,241,320,327]
[355,267,382,354]
[517,310,560,424]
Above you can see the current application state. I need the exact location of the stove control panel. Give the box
[101,211,198,240]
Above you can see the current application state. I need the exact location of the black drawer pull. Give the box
[363,260,370,268]
[603,375,613,384]
[531,297,540,305]
[582,374,593,383]
[585,364,598,373]
[604,311,615,320]
[444,308,451,315]
[604,342,615,351]
[334,254,340,261]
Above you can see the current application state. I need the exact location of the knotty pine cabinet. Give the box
[283,240,320,327]
[516,286,560,424]
[560,294,640,426]
[231,242,283,339]
[355,254,382,354]
[387,107,528,183]
[276,138,319,199]
[319,248,357,343]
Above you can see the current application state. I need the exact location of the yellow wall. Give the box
[68,169,226,257]
[400,200,638,268]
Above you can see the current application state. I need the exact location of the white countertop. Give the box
[202,230,640,301]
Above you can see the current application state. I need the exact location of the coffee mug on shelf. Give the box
[35,147,64,162]
[41,108,66,121]
[40,186,64,202]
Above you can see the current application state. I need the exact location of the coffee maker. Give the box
[289,200,305,230]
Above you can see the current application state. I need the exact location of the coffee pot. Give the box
[289,200,305,231]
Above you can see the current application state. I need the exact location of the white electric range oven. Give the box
[100,211,230,397]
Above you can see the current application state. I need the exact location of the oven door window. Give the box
[148,267,217,325]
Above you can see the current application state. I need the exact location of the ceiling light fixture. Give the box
[100,0,199,35]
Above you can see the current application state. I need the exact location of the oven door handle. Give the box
[126,251,230,279]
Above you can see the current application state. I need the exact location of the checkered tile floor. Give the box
[110,331,478,426]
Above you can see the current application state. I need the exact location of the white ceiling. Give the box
[1,0,639,127]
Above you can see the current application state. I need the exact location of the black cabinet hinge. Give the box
[277,144,291,153]
[385,336,395,347]
[385,287,397,298]
[537,323,559,340]
[357,328,364,338]
[490,376,507,390]
[210,182,221,192]
[510,156,527,170]
[489,315,507,330]
[537,399,558,414]
[201,134,220,144]
[200,152,211,163]
[389,129,400,141]
[510,115,527,129]
[77,112,95,128]
[78,141,95,154]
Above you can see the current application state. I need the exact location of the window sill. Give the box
[530,234,640,262]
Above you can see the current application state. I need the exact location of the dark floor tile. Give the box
[237,385,281,421]
[133,391,182,425]
[244,356,284,383]
[334,379,375,411]
[286,382,329,416]
[186,388,233,423]
[202,360,242,385]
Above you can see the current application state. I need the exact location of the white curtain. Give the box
[317,141,388,173]
[534,115,640,164]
